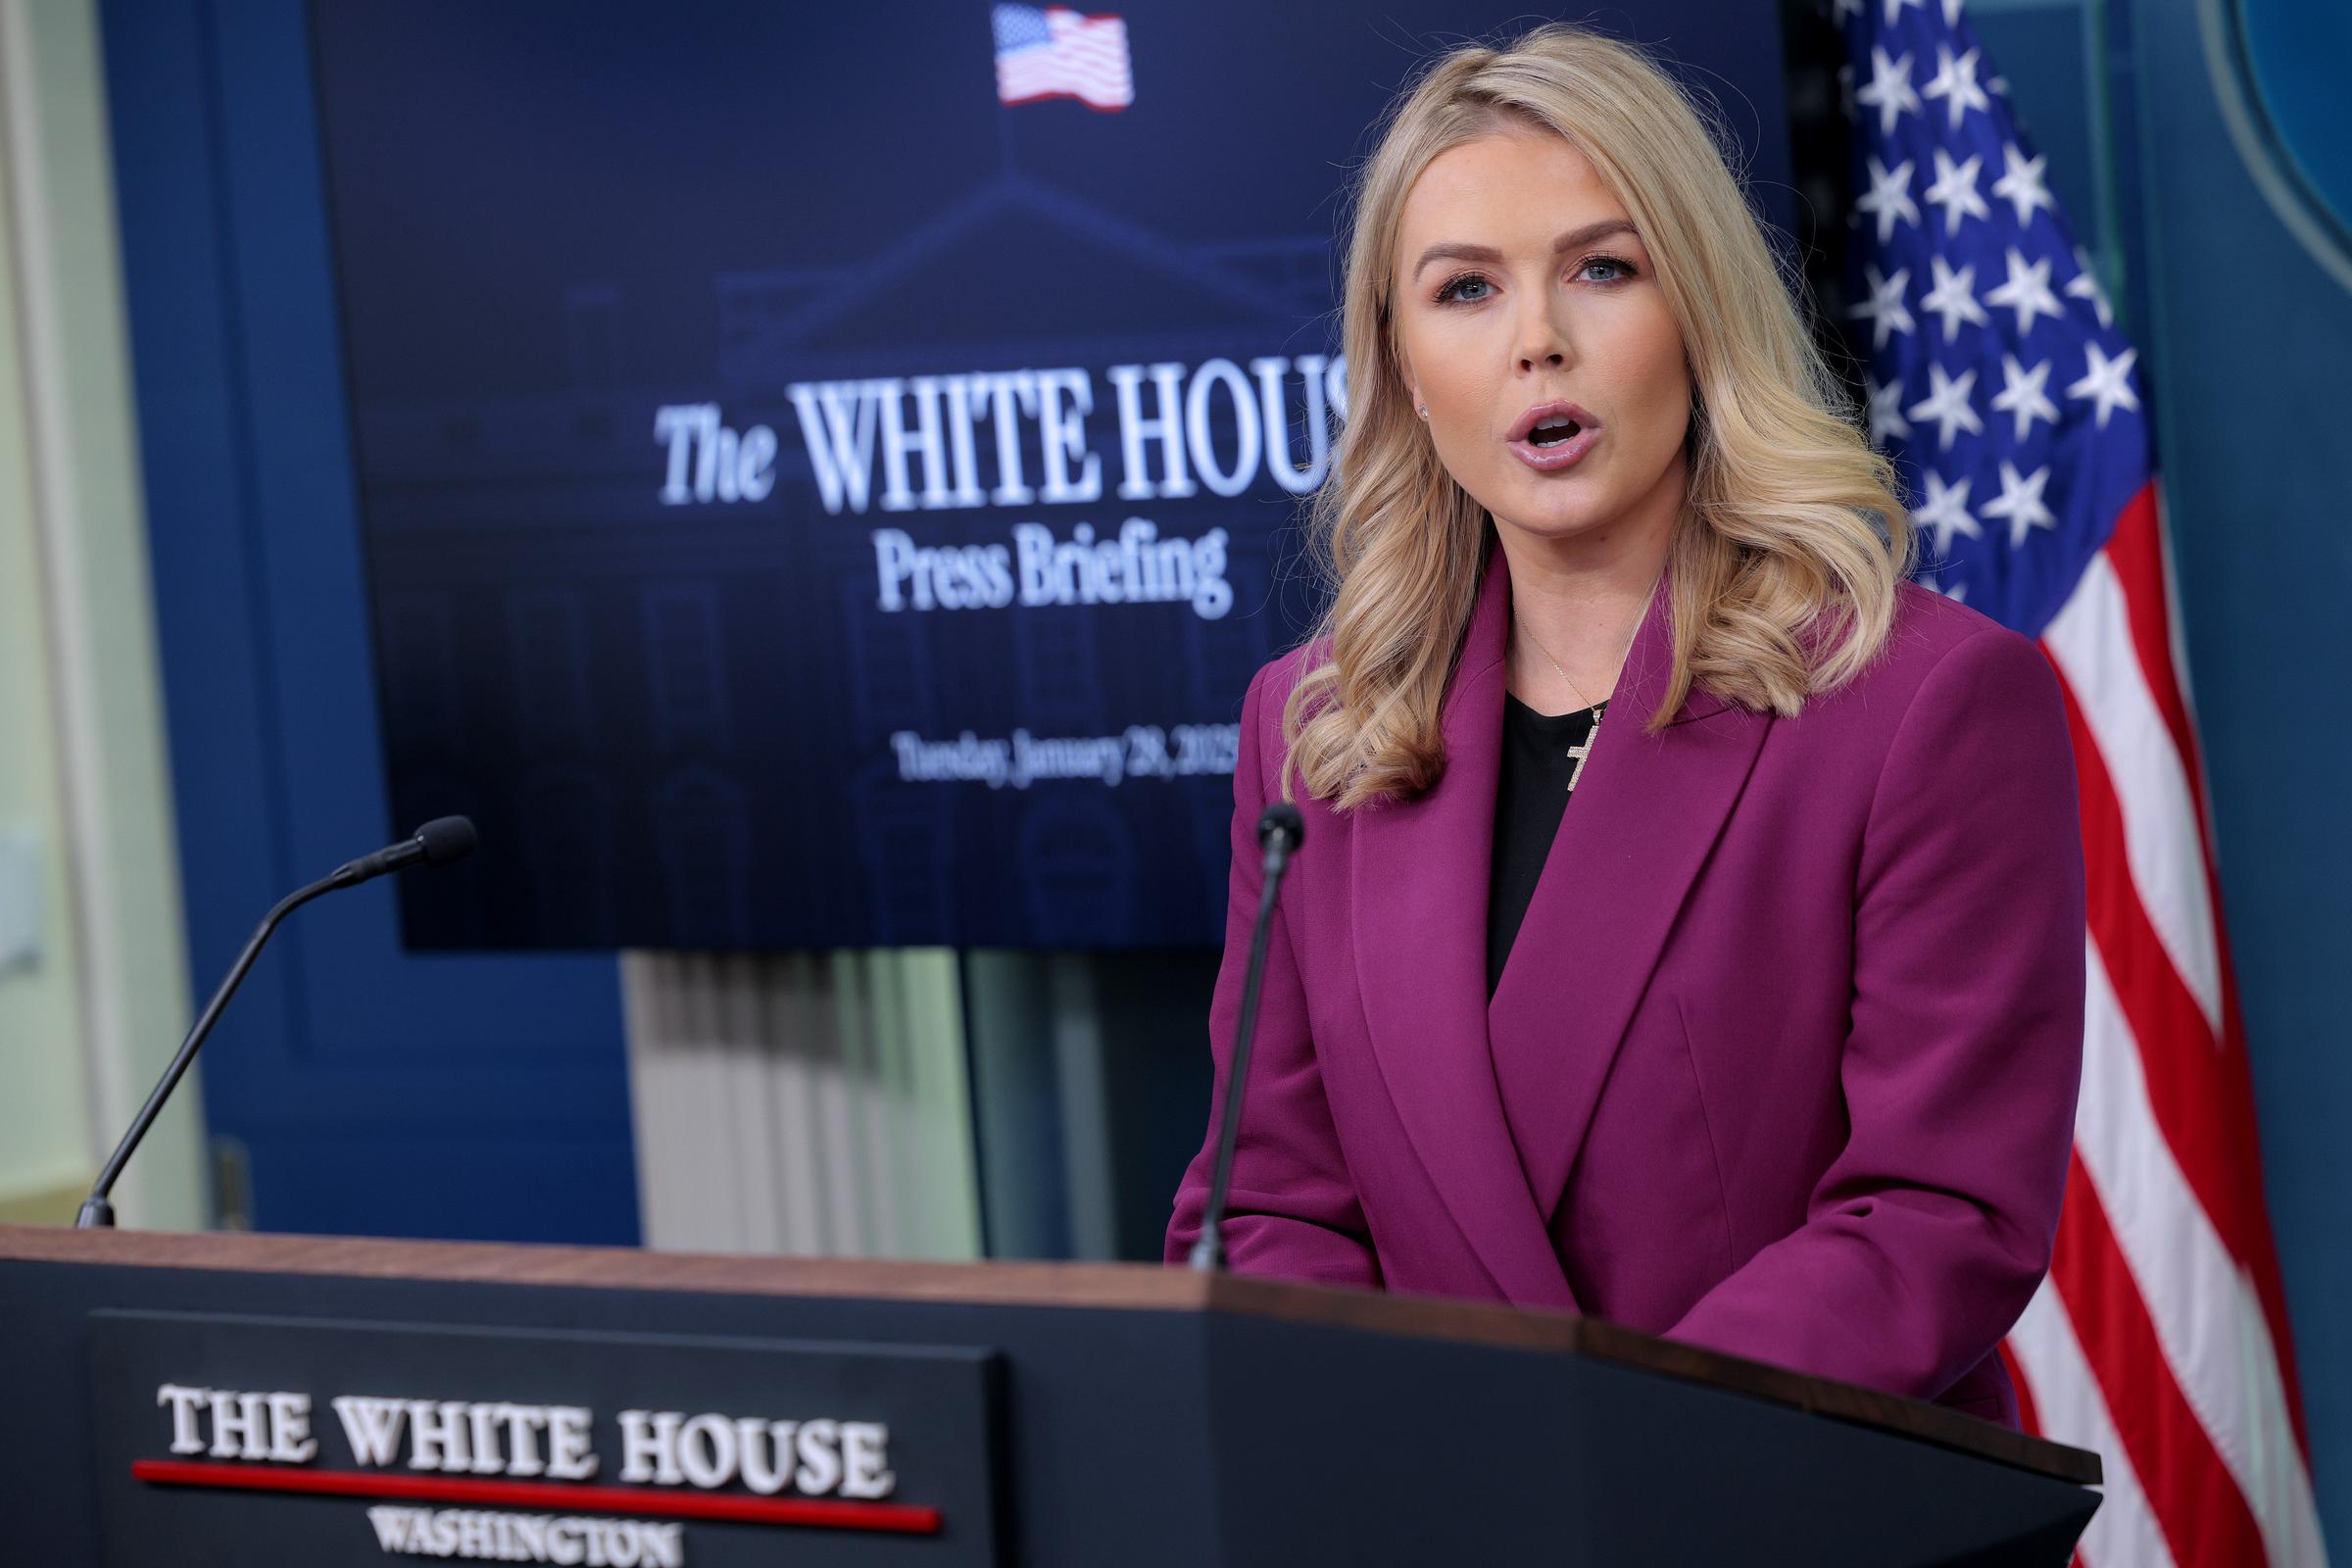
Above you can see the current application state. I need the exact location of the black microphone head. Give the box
[414,816,478,866]
[1256,803,1303,849]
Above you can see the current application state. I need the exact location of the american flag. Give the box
[1836,2,2328,1563]
[991,4,1134,112]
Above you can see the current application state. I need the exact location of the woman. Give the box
[1163,23,2084,1429]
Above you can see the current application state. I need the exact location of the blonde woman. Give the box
[1165,23,2084,1429]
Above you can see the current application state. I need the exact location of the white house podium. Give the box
[0,1224,2100,1565]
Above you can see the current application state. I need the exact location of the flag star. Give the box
[1837,62,1857,121]
[1881,0,1924,24]
[1925,148,1991,234]
[1855,156,1920,244]
[1984,247,2066,336]
[1940,0,1966,24]
[1834,0,1864,20]
[1937,577,1969,604]
[1849,265,1916,348]
[2067,341,2140,427]
[1910,468,1981,556]
[1922,45,1992,132]
[1907,363,1983,451]
[1981,460,2056,549]
[1991,143,2057,227]
[1922,255,1989,341]
[1866,375,1912,448]
[2066,245,2115,328]
[1990,354,2060,441]
[1855,46,1921,139]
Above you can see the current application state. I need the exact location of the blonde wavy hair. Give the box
[1283,22,1915,810]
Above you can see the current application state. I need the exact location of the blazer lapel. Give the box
[1349,545,1575,1308]
[1487,569,1774,1222]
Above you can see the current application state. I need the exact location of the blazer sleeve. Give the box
[1163,662,1381,1288]
[1664,624,2085,1400]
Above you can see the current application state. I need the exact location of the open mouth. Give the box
[1527,418,1582,447]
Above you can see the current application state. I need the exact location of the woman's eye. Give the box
[1435,256,1638,305]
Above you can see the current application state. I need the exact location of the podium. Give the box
[0,1224,2098,1565]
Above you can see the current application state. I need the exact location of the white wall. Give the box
[0,0,202,1229]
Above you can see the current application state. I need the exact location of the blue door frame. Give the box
[100,0,638,1243]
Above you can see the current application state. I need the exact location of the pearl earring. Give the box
[1416,405,1428,419]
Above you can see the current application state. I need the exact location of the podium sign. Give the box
[85,1312,1003,1566]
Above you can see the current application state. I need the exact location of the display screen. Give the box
[310,0,1790,947]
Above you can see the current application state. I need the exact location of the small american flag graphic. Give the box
[992,4,1134,112]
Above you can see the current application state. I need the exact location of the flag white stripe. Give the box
[2010,1279,2180,1568]
[1027,39,1125,63]
[1048,23,1127,54]
[1003,71,1131,90]
[2043,553,2225,1032]
[999,54,1130,81]
[998,68,1132,104]
[1001,67,1131,92]
[2074,937,2328,1566]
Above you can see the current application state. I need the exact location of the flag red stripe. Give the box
[2041,662,2277,1263]
[2008,1286,2175,1568]
[2049,1152,2269,1567]
[2101,499,2243,1055]
[2065,527,2315,1454]
[2101,487,2203,825]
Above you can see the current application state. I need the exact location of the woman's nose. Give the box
[1516,304,1571,370]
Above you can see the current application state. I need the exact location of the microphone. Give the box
[331,813,477,886]
[73,817,478,1230]
[1189,803,1305,1272]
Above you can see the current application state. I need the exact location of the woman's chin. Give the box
[1492,501,1619,548]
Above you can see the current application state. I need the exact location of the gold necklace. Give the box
[1511,570,1660,790]
[1512,582,1652,716]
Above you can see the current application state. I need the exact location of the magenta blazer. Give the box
[1165,539,2085,1426]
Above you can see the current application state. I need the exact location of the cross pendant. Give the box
[1566,710,1599,791]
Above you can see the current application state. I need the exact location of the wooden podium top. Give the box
[0,1223,2098,1486]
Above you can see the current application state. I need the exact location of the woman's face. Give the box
[1391,128,1692,553]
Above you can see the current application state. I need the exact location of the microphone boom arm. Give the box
[74,873,343,1229]
[1188,804,1304,1272]
[73,815,477,1229]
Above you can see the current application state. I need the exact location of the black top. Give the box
[1486,692,1607,998]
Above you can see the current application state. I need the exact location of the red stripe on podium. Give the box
[128,1459,943,1533]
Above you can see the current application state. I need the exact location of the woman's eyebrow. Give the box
[1410,219,1641,279]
